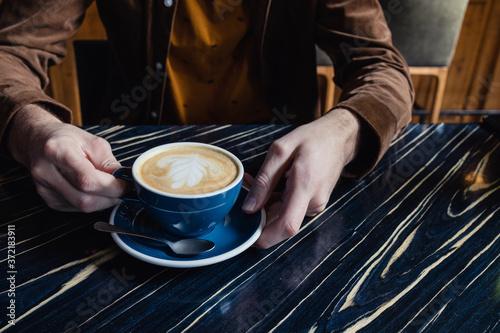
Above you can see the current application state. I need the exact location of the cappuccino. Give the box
[137,145,239,195]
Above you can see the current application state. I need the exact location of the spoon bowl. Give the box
[94,222,215,255]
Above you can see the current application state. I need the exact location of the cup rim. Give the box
[132,142,244,199]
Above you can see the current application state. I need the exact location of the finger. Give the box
[37,182,120,213]
[255,189,309,249]
[80,136,128,197]
[33,161,122,212]
[262,192,283,224]
[59,159,127,198]
[303,184,332,216]
[40,178,122,212]
[83,136,122,174]
[305,195,329,217]
[48,145,127,198]
[243,172,254,189]
[242,142,294,213]
[303,165,341,217]
[35,183,76,212]
[255,174,311,249]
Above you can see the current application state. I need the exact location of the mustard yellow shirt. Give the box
[165,0,269,124]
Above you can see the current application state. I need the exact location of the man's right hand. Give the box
[7,104,127,212]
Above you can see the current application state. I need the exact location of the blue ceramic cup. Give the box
[115,142,244,237]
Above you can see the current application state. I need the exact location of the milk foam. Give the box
[138,145,238,195]
[157,154,219,189]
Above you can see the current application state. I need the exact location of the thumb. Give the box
[85,140,121,174]
[100,159,122,174]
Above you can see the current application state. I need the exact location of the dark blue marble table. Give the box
[0,123,499,332]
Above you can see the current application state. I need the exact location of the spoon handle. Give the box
[94,222,166,244]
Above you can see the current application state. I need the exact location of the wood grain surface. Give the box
[0,124,499,332]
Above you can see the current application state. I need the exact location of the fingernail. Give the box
[242,195,257,212]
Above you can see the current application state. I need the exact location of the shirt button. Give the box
[164,0,173,7]
[151,111,158,119]
[155,62,163,71]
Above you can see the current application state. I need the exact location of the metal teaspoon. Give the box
[94,222,215,255]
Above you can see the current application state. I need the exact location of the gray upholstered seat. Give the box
[316,0,469,122]
[379,0,468,67]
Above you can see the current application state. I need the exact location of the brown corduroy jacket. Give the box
[0,0,414,177]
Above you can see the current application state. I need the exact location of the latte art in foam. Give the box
[157,154,224,189]
[138,145,239,195]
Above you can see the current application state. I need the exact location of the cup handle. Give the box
[113,167,140,202]
[114,167,133,181]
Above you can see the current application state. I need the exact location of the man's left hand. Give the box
[242,108,361,248]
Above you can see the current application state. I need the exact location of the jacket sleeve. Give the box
[0,0,92,146]
[315,0,415,177]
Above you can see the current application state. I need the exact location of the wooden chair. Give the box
[316,45,335,114]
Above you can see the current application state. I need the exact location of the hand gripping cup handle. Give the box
[114,167,140,202]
